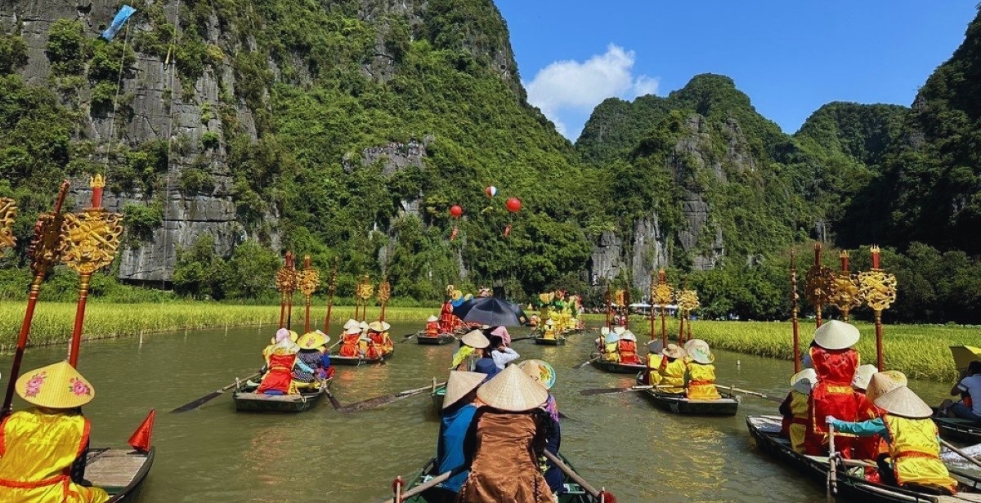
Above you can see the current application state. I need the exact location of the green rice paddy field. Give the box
[1,302,976,382]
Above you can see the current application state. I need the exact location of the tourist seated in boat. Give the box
[0,361,110,503]
[452,330,491,372]
[518,359,564,497]
[433,371,486,503]
[293,331,332,390]
[851,364,883,461]
[779,368,816,453]
[474,338,502,380]
[258,336,300,395]
[337,325,363,358]
[602,327,622,362]
[617,330,640,364]
[457,365,554,503]
[366,321,393,359]
[490,326,512,346]
[263,328,298,362]
[685,343,721,400]
[489,334,519,370]
[806,321,861,457]
[828,376,957,494]
[650,343,687,394]
[425,315,441,337]
[639,340,662,384]
[541,319,557,340]
[944,361,981,422]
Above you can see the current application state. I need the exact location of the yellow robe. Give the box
[0,408,109,503]
[882,415,957,492]
[788,391,809,453]
[649,356,685,394]
[686,363,720,400]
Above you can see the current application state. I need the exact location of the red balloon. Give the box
[505,197,521,213]
[450,205,463,218]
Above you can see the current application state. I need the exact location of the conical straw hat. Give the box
[689,346,715,365]
[812,320,860,350]
[622,331,637,342]
[647,340,664,354]
[613,326,626,335]
[296,331,329,350]
[288,330,299,343]
[791,368,818,394]
[443,371,485,409]
[873,386,933,419]
[684,339,709,354]
[427,315,439,322]
[600,327,610,336]
[866,371,907,403]
[461,330,490,349]
[661,343,687,360]
[851,364,878,391]
[518,359,557,390]
[343,319,358,330]
[477,365,548,412]
[17,361,94,409]
[368,321,385,332]
[345,325,361,335]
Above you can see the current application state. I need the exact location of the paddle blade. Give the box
[337,386,430,413]
[171,390,223,413]
[579,386,651,396]
[325,390,343,410]
[573,356,600,369]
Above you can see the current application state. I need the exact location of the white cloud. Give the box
[525,44,659,140]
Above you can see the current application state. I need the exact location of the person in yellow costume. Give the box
[828,375,957,494]
[685,343,721,400]
[778,368,817,453]
[542,319,557,340]
[603,327,623,362]
[650,344,687,394]
[0,361,110,503]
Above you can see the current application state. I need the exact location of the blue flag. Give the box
[101,5,137,41]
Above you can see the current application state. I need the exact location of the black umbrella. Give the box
[453,297,527,327]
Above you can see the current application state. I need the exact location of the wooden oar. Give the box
[510,336,536,343]
[580,384,675,396]
[573,355,601,370]
[171,372,261,413]
[720,385,785,403]
[380,468,458,503]
[941,439,981,470]
[399,332,419,343]
[338,382,446,413]
[543,450,602,498]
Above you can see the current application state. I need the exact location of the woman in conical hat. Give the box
[829,384,957,493]
[686,344,720,401]
[425,315,441,337]
[452,330,490,372]
[337,325,363,358]
[457,365,553,503]
[617,330,640,364]
[292,332,330,388]
[850,365,888,462]
[779,368,817,453]
[653,344,687,394]
[805,320,861,456]
[517,360,563,496]
[434,371,485,500]
[0,361,110,503]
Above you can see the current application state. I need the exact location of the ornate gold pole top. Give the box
[59,176,123,276]
[0,198,17,251]
[297,255,320,297]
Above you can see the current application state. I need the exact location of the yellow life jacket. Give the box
[657,358,686,394]
[882,415,957,491]
[0,409,110,503]
[686,362,720,400]
[647,354,662,385]
[604,342,619,361]
[789,391,809,453]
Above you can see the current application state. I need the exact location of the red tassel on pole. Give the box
[128,409,156,453]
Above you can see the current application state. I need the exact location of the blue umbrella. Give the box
[453,297,527,327]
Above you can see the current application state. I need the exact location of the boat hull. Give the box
[331,351,393,365]
[634,372,738,415]
[934,416,981,444]
[534,337,566,346]
[233,380,331,413]
[747,415,980,503]
[416,334,455,345]
[431,384,446,412]
[590,355,646,374]
[89,447,155,502]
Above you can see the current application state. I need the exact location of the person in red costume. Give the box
[366,321,392,359]
[257,337,299,395]
[440,300,457,334]
[804,320,860,457]
[337,325,363,358]
[425,315,441,337]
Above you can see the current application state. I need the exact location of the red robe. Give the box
[439,302,456,333]
[425,321,440,337]
[257,353,296,394]
[338,334,361,357]
[806,346,859,456]
[853,391,884,461]
[618,340,640,364]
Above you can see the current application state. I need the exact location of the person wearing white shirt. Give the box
[949,361,981,421]
[488,335,519,370]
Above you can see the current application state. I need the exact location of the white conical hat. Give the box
[427,315,439,322]
[369,321,385,332]
[851,364,878,391]
[689,346,714,365]
[461,330,490,349]
[600,326,610,336]
[613,326,626,335]
[662,343,686,360]
[443,371,485,409]
[477,365,548,412]
[684,338,709,354]
[621,331,637,342]
[866,371,907,403]
[874,386,933,419]
[344,325,361,335]
[343,319,358,330]
[790,368,818,394]
[812,320,860,350]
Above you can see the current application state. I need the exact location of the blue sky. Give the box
[494,1,978,141]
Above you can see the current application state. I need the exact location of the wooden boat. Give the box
[233,379,332,412]
[747,415,981,503]
[431,383,446,412]
[933,415,981,444]
[396,454,606,503]
[534,336,566,346]
[416,333,456,345]
[88,447,155,502]
[331,349,394,365]
[589,353,646,374]
[635,372,738,415]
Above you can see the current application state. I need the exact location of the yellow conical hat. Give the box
[477,365,547,412]
[17,361,94,409]
[296,331,329,349]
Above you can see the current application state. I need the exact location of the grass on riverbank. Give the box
[590,314,977,382]
[0,302,439,351]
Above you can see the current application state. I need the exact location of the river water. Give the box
[0,322,959,503]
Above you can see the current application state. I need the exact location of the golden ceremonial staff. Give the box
[859,246,897,371]
[0,197,16,253]
[60,175,124,367]
[323,257,339,333]
[830,251,862,322]
[676,286,700,345]
[651,269,674,347]
[2,182,69,417]
[356,274,373,322]
[377,279,391,322]
[790,249,801,373]
[275,251,297,329]
[297,255,320,333]
[805,242,836,328]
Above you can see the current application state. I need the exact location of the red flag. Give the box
[127,409,155,453]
